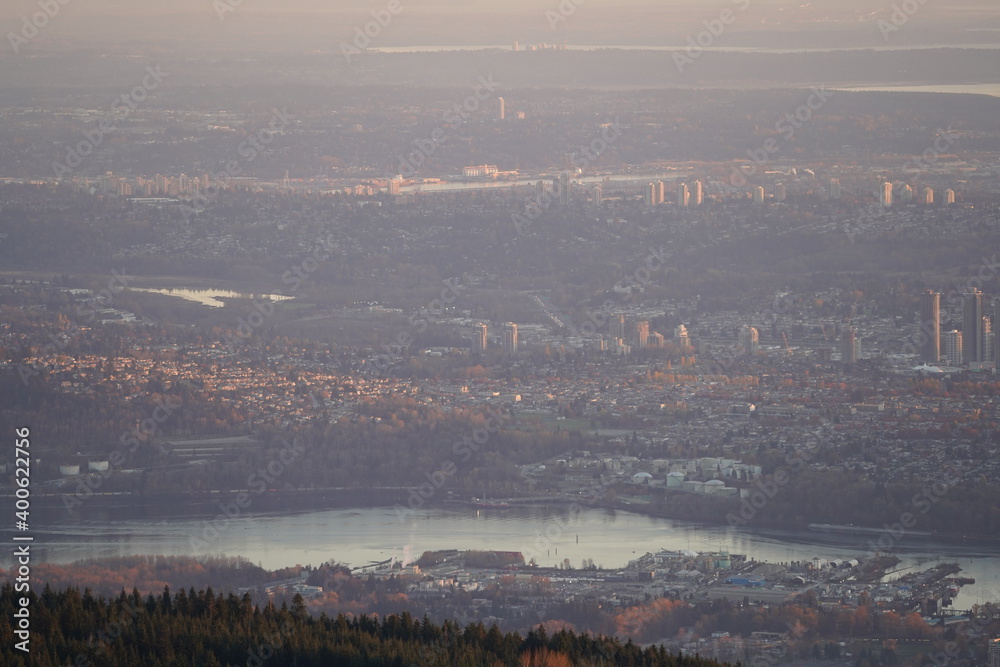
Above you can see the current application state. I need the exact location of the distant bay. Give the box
[829,83,1000,97]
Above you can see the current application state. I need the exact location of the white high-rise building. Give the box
[920,290,940,364]
[609,314,626,341]
[557,171,571,205]
[502,322,518,354]
[963,290,984,363]
[739,325,759,356]
[535,180,547,205]
[943,330,963,366]
[982,316,993,363]
[692,180,704,206]
[676,182,689,207]
[827,178,842,200]
[995,298,1000,370]
[675,324,691,350]
[879,181,893,207]
[473,323,488,355]
[635,320,650,349]
[645,182,663,206]
[841,328,858,364]
[591,184,602,207]
[644,182,656,206]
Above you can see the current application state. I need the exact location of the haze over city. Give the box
[1,1,1000,666]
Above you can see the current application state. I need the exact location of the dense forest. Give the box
[0,584,727,667]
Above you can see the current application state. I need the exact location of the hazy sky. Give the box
[2,0,998,54]
[0,0,666,17]
[3,0,995,16]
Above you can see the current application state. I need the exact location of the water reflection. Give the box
[12,505,1000,608]
[130,287,293,308]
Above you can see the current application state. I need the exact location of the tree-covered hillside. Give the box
[0,584,729,667]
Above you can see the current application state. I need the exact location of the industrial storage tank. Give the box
[666,472,686,488]
[704,479,727,495]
